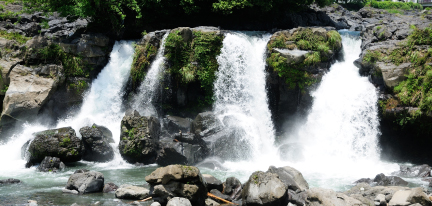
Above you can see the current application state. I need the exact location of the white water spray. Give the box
[279,31,399,189]
[132,32,169,116]
[0,41,136,172]
[213,32,277,161]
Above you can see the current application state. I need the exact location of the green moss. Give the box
[69,80,88,94]
[130,43,157,89]
[165,30,223,106]
[60,137,71,147]
[32,43,89,77]
[267,28,340,90]
[0,30,30,44]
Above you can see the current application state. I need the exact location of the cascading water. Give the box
[132,32,169,116]
[278,31,399,189]
[207,32,279,170]
[0,41,140,204]
[0,41,135,173]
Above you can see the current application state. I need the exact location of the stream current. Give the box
[0,31,424,205]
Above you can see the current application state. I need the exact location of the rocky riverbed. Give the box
[2,164,432,206]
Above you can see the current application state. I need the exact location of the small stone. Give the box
[62,188,79,195]
[150,202,161,206]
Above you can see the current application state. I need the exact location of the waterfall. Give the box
[0,41,135,172]
[132,32,169,116]
[280,31,398,189]
[213,32,277,160]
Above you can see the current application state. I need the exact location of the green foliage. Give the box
[60,137,71,147]
[0,30,30,44]
[165,30,223,105]
[385,9,403,14]
[0,10,21,20]
[267,52,315,90]
[35,43,89,77]
[23,0,142,30]
[369,0,422,10]
[362,50,381,63]
[130,43,157,88]
[1,85,9,93]
[23,0,332,32]
[267,29,341,90]
[327,30,342,49]
[304,52,321,65]
[69,80,88,94]
[40,19,49,29]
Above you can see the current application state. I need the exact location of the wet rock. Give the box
[79,124,114,162]
[242,171,288,206]
[223,177,242,201]
[28,127,83,164]
[119,110,160,164]
[375,194,387,206]
[145,165,207,205]
[0,178,21,184]
[74,169,89,174]
[287,189,307,206]
[354,178,374,184]
[0,64,64,132]
[191,112,223,137]
[62,188,79,194]
[103,182,119,193]
[37,156,65,172]
[344,182,409,203]
[374,173,409,186]
[202,174,223,191]
[166,197,192,206]
[267,165,309,191]
[65,170,104,194]
[163,115,192,134]
[115,184,150,200]
[156,138,208,166]
[389,188,432,206]
[393,165,432,178]
[205,198,220,206]
[306,188,365,206]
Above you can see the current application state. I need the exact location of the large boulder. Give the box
[392,164,432,178]
[37,156,65,172]
[223,177,242,202]
[119,110,160,164]
[202,174,223,192]
[145,165,207,205]
[389,188,432,206]
[267,166,309,191]
[306,188,365,206]
[354,173,409,187]
[156,137,208,166]
[191,112,223,137]
[115,184,150,200]
[0,64,64,134]
[242,171,288,206]
[166,197,192,206]
[162,115,192,134]
[28,127,83,163]
[79,124,114,162]
[65,170,104,194]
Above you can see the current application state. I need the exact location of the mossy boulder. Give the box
[130,30,168,90]
[79,124,114,162]
[145,164,207,205]
[266,27,342,130]
[161,27,224,116]
[28,127,83,164]
[119,110,160,164]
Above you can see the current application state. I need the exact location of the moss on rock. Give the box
[267,27,342,90]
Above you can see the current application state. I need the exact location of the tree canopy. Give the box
[23,0,332,31]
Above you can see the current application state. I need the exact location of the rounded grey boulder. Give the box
[65,170,104,194]
[115,184,150,200]
[242,171,288,206]
[166,197,192,206]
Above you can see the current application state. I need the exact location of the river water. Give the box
[0,31,425,205]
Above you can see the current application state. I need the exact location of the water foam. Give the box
[132,32,169,116]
